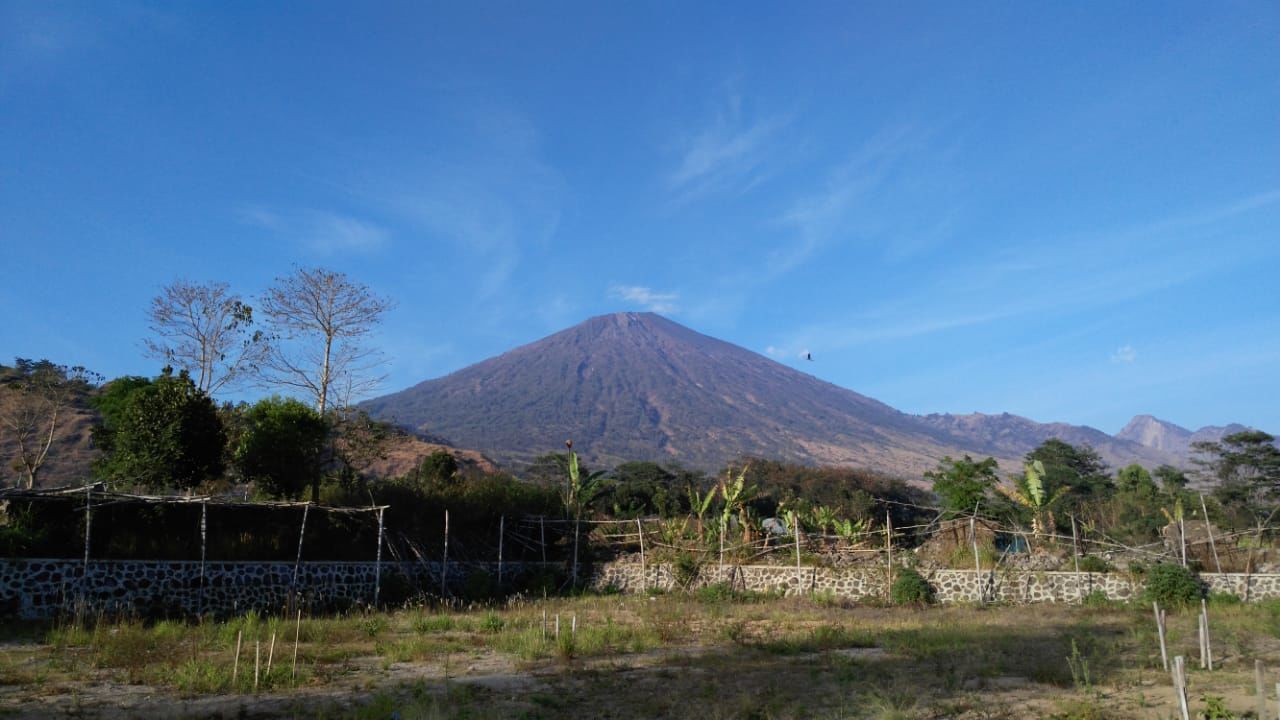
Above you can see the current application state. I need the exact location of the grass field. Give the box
[2,589,1279,719]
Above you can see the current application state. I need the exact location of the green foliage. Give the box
[1142,563,1203,608]
[890,566,934,605]
[1025,439,1115,522]
[926,455,999,516]
[597,461,696,518]
[234,396,329,500]
[416,449,459,486]
[1076,555,1112,573]
[1080,590,1113,608]
[1200,431,1280,525]
[92,369,225,491]
[1200,695,1236,720]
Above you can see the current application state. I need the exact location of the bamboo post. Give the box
[233,630,242,684]
[291,504,309,599]
[1071,515,1082,600]
[1180,516,1188,567]
[497,515,505,587]
[1173,655,1190,720]
[1154,601,1168,671]
[254,639,261,692]
[971,511,982,603]
[719,521,725,573]
[441,509,450,597]
[794,513,802,594]
[542,609,547,642]
[292,609,301,680]
[373,507,385,608]
[82,484,92,592]
[198,500,208,617]
[1256,660,1267,720]
[1200,494,1222,574]
[540,516,546,564]
[885,511,893,600]
[1199,612,1208,669]
[555,613,560,641]
[1202,598,1213,671]
[572,520,580,587]
[266,631,276,676]
[571,613,577,639]
[636,518,646,590]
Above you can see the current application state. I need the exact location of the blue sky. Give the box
[2,1,1278,435]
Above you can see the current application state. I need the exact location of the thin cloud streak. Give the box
[610,285,679,314]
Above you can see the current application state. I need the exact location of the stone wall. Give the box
[588,560,1280,604]
[6,557,1280,619]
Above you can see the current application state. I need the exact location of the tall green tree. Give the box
[1025,439,1114,522]
[925,455,999,516]
[92,370,225,491]
[234,396,329,501]
[1197,430,1280,527]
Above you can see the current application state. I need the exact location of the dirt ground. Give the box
[1,598,1278,719]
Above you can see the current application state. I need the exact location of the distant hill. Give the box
[1115,414,1259,461]
[362,312,1200,478]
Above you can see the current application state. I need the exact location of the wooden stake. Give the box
[971,512,982,604]
[1198,612,1207,669]
[1173,655,1190,720]
[1071,515,1082,600]
[1202,599,1213,671]
[636,518,646,590]
[1256,660,1266,720]
[1201,494,1222,574]
[292,609,301,680]
[571,613,577,639]
[555,613,560,640]
[441,509,450,597]
[233,630,242,684]
[540,516,546,564]
[1154,601,1168,671]
[254,639,261,692]
[266,631,276,676]
[497,515,505,587]
[542,609,547,642]
[885,511,893,600]
[1180,516,1187,567]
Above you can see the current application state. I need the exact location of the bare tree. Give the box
[0,360,99,488]
[144,280,265,396]
[258,267,395,414]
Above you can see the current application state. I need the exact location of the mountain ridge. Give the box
[363,312,1225,477]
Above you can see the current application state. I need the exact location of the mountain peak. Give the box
[1115,415,1194,455]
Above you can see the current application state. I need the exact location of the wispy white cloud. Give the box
[667,91,791,201]
[1110,345,1137,364]
[239,207,389,255]
[610,285,679,314]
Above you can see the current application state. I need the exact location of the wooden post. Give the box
[971,512,982,604]
[1180,516,1188,567]
[1071,515,1082,601]
[198,500,208,617]
[82,484,92,588]
[571,613,577,639]
[1256,660,1267,720]
[1202,598,1213,671]
[572,520,580,587]
[1200,494,1222,574]
[254,639,261,692]
[540,516,546,565]
[266,631,276,676]
[1154,601,1168,671]
[719,521,725,573]
[1173,656,1190,720]
[292,609,302,680]
[555,613,560,641]
[497,515,505,587]
[636,518,646,591]
[373,508,385,608]
[885,511,893,600]
[1199,612,1208,669]
[542,609,547,642]
[233,630,242,684]
[291,503,310,596]
[441,509,449,597]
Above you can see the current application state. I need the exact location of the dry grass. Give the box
[1,594,1279,718]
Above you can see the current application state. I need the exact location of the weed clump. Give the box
[890,567,934,606]
[1142,563,1202,608]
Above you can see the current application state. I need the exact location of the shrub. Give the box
[1076,555,1112,573]
[1080,590,1113,608]
[1142,563,1203,608]
[890,567,934,605]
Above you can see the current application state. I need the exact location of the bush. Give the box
[1076,555,1113,573]
[1081,590,1114,608]
[890,567,934,605]
[1142,563,1203,608]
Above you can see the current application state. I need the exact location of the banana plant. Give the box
[718,464,757,545]
[996,460,1066,541]
[563,446,606,523]
[833,517,870,543]
[809,505,839,535]
[687,484,717,542]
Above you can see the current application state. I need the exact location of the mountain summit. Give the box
[364,313,1196,476]
[363,312,978,474]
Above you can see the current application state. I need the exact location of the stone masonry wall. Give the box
[6,558,1280,619]
[588,560,1280,604]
